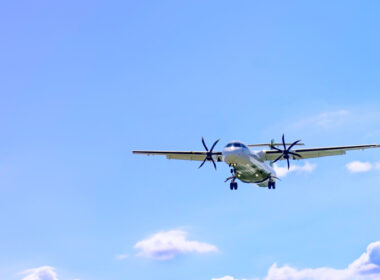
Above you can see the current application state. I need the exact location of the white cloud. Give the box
[134,229,218,260]
[346,161,380,173]
[213,241,380,280]
[212,276,247,280]
[263,263,351,280]
[346,161,373,173]
[21,266,58,280]
[20,266,79,280]
[273,161,316,177]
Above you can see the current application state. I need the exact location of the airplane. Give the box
[132,135,379,190]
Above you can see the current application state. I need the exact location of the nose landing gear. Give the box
[225,166,238,190]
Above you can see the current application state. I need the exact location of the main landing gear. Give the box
[268,180,276,189]
[225,177,238,190]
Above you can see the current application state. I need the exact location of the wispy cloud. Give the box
[134,229,218,260]
[20,266,58,280]
[346,161,380,173]
[273,161,316,177]
[115,254,129,260]
[20,266,79,280]
[213,241,380,280]
[212,276,248,280]
[292,110,349,129]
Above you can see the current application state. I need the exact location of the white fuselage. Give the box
[222,141,276,187]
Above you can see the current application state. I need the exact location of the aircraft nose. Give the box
[223,151,239,165]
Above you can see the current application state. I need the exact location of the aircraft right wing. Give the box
[262,144,379,161]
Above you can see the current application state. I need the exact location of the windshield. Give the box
[225,142,248,149]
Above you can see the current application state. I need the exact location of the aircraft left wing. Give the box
[132,150,223,162]
[262,144,379,161]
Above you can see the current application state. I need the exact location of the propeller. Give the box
[271,134,302,169]
[198,137,220,170]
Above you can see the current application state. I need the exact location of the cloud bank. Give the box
[213,241,380,280]
[135,229,218,260]
[273,161,316,177]
[346,161,380,173]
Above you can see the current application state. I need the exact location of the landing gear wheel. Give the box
[230,182,238,190]
[268,181,275,189]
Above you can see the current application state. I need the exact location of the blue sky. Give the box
[1,1,380,279]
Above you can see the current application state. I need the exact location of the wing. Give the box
[262,144,379,161]
[132,150,223,162]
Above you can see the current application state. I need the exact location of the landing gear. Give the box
[226,178,238,190]
[226,167,238,190]
[230,182,238,190]
[268,181,276,190]
[226,168,238,190]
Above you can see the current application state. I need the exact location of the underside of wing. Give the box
[262,144,379,161]
[132,150,223,162]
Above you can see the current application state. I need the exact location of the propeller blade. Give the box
[287,158,290,169]
[287,140,301,151]
[198,158,207,168]
[270,146,283,152]
[272,154,283,163]
[201,137,208,151]
[289,152,302,158]
[211,158,217,170]
[210,139,220,152]
[282,134,286,150]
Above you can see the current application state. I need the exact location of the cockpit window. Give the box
[226,142,248,148]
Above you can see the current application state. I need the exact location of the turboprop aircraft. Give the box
[132,135,379,190]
